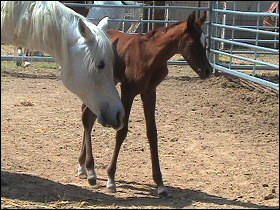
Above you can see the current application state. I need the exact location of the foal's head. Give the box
[178,11,213,79]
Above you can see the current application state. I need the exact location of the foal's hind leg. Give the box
[79,104,97,185]
[141,90,170,197]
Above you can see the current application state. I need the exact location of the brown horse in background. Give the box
[78,11,213,197]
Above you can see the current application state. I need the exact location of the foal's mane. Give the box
[145,21,185,39]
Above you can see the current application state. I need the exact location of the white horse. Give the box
[1,1,124,130]
[87,1,142,33]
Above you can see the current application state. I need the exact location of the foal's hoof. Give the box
[78,166,87,179]
[79,173,87,179]
[107,179,117,192]
[87,178,97,186]
[87,171,97,186]
[157,185,171,198]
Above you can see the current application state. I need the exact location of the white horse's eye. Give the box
[97,60,105,69]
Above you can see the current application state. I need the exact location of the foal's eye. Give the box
[188,42,195,47]
[97,60,105,69]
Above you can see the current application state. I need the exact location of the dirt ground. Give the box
[1,58,279,209]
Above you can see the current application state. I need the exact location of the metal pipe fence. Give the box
[1,1,279,91]
[209,1,279,91]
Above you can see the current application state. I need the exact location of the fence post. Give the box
[152,1,166,30]
[208,1,214,59]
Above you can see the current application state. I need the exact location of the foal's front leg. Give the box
[78,104,97,185]
[107,88,135,192]
[141,90,170,197]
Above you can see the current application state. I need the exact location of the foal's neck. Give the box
[150,23,185,63]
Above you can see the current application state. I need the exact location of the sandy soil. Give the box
[1,59,279,209]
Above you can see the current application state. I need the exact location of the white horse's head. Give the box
[62,17,125,130]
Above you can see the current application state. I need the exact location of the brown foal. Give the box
[78,11,213,196]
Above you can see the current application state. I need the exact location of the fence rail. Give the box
[209,1,279,91]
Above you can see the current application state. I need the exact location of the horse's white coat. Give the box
[1,1,124,129]
[87,1,142,33]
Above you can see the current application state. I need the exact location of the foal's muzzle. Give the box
[198,66,213,80]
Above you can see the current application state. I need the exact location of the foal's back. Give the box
[107,29,165,92]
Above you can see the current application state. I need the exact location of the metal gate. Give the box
[209,1,279,91]
[1,1,279,91]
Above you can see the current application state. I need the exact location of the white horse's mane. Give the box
[1,1,113,72]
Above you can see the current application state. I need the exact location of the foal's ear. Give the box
[78,19,95,41]
[97,17,109,31]
[196,11,207,27]
[187,11,196,30]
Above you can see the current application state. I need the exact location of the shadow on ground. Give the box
[1,171,277,209]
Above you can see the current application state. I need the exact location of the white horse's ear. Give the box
[78,19,95,41]
[97,17,109,31]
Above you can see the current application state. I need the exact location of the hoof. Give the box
[87,169,97,185]
[23,61,31,67]
[78,166,87,179]
[157,185,171,198]
[106,186,116,193]
[87,178,97,185]
[107,179,116,192]
[79,173,87,179]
